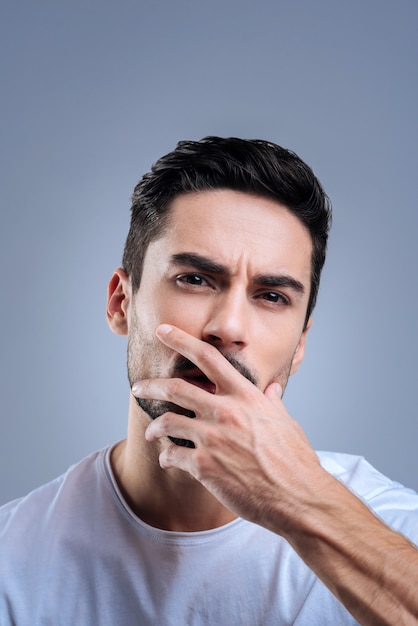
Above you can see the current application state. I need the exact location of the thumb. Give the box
[264,382,283,404]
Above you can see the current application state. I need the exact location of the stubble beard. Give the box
[127,312,293,448]
[127,314,198,447]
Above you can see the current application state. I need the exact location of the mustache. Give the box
[173,353,258,387]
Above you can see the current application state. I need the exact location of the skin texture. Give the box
[125,190,312,399]
[107,189,418,625]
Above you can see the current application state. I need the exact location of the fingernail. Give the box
[131,382,141,395]
[157,324,172,335]
[276,383,283,397]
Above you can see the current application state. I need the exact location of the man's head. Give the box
[122,136,331,326]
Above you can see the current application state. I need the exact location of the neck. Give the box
[110,398,237,532]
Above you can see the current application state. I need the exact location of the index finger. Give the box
[156,324,255,394]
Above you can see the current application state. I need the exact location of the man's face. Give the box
[126,189,312,424]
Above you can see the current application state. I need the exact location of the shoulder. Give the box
[0,446,118,623]
[0,446,110,539]
[317,450,418,543]
[317,451,414,499]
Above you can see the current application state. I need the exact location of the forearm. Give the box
[281,472,418,625]
[134,326,418,623]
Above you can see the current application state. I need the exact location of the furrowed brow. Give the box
[255,274,306,295]
[170,252,229,275]
[170,254,306,295]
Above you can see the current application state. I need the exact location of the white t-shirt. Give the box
[0,446,417,625]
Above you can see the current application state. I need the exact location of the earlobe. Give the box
[290,317,313,376]
[106,268,130,336]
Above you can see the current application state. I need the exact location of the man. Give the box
[1,137,417,625]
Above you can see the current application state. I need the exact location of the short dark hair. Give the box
[122,136,331,324]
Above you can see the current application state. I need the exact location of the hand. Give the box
[132,323,329,532]
[133,325,418,625]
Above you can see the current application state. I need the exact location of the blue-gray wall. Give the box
[1,0,417,504]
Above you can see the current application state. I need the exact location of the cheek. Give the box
[154,295,208,337]
[256,330,301,374]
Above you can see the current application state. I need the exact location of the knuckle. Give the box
[199,343,219,366]
[215,402,240,427]
[193,448,212,480]
[240,384,259,405]
[157,412,174,433]
[201,425,222,448]
[166,377,183,401]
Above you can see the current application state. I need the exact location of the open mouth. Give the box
[180,368,216,394]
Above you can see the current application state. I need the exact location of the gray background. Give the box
[1,0,417,505]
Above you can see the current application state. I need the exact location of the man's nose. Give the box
[201,290,250,351]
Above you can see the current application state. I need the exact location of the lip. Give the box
[180,368,216,394]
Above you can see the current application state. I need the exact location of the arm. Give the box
[283,470,418,625]
[133,324,418,625]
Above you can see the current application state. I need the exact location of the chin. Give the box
[135,396,196,448]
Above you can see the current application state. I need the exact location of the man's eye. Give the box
[260,291,289,305]
[176,274,208,286]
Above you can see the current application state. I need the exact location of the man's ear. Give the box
[289,317,313,376]
[106,268,131,336]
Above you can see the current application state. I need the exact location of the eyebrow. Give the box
[170,252,306,295]
[253,274,305,295]
[170,252,227,275]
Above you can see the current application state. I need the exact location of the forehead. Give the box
[153,190,312,280]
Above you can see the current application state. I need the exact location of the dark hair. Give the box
[122,136,331,324]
